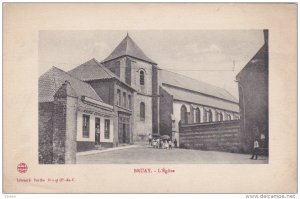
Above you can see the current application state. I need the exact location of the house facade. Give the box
[38,67,114,164]
[68,59,136,147]
[236,30,269,153]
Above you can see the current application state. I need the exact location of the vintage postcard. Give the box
[3,3,297,193]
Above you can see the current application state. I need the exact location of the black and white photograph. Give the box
[4,3,296,194]
[38,30,269,164]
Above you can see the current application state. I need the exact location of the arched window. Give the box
[193,108,197,123]
[228,114,232,120]
[140,70,145,85]
[220,113,223,121]
[196,108,201,123]
[140,102,145,121]
[180,105,188,124]
[208,110,213,122]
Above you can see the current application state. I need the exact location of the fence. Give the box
[179,120,242,153]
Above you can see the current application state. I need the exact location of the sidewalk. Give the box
[76,145,139,156]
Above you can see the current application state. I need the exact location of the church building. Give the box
[159,70,240,144]
[99,34,240,144]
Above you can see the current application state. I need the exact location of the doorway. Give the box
[118,113,130,144]
[95,117,100,145]
[122,123,126,143]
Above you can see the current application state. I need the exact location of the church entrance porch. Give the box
[118,113,131,144]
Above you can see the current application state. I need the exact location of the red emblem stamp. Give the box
[17,162,28,174]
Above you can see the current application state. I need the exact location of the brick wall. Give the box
[77,141,95,152]
[38,102,54,164]
[52,81,78,164]
[179,120,242,153]
[237,42,268,153]
[52,98,67,164]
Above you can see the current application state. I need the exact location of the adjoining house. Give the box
[39,67,114,164]
[68,58,136,147]
[236,30,269,153]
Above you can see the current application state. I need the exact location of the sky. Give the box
[39,30,265,99]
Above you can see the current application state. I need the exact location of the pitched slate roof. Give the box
[162,85,239,112]
[102,34,157,65]
[159,70,238,103]
[236,43,268,79]
[39,66,103,103]
[68,58,135,91]
[68,58,118,81]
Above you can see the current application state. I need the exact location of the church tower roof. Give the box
[102,33,157,65]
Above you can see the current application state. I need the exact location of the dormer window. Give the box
[140,70,145,85]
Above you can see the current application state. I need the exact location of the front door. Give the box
[118,113,130,144]
[95,118,100,145]
[122,123,126,143]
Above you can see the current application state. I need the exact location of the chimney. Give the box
[263,29,268,44]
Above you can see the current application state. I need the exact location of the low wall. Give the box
[77,141,95,152]
[179,120,242,153]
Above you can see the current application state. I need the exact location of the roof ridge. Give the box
[84,58,136,91]
[125,34,130,55]
[236,42,267,78]
[92,58,117,78]
[102,34,157,64]
[51,66,103,101]
[52,66,90,84]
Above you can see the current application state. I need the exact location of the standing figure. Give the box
[159,139,163,149]
[164,140,169,149]
[148,133,152,145]
[174,139,178,148]
[168,140,173,150]
[251,138,259,160]
[152,139,157,148]
[95,125,100,145]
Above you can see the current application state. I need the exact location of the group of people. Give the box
[148,134,178,150]
[151,138,175,149]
